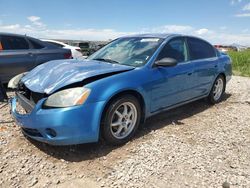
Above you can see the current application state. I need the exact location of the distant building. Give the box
[214,45,237,52]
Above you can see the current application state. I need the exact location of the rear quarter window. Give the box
[29,39,44,49]
[47,42,64,48]
[0,35,29,50]
[187,37,216,60]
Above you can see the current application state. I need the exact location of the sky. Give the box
[0,0,250,45]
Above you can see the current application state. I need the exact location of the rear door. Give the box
[187,37,218,97]
[27,38,70,66]
[0,35,36,83]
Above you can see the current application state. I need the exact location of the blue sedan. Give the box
[9,34,232,145]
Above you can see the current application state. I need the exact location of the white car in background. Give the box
[41,39,83,59]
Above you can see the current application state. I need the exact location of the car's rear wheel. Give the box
[102,95,141,145]
[208,75,225,104]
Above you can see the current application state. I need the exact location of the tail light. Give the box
[0,42,3,51]
[76,49,82,52]
[64,52,72,59]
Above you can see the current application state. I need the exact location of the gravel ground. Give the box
[0,76,250,188]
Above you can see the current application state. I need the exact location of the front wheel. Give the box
[102,95,141,145]
[207,75,226,104]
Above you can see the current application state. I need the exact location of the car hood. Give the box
[22,59,134,94]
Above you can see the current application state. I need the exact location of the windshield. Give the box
[88,37,163,67]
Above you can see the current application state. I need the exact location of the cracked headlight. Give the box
[44,87,91,108]
[8,72,27,89]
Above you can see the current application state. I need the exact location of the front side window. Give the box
[88,37,163,67]
[157,38,188,63]
[187,37,216,60]
[1,36,29,50]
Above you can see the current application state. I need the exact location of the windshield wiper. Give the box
[93,58,120,64]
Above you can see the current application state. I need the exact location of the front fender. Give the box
[85,68,152,117]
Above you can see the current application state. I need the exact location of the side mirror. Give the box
[155,58,177,67]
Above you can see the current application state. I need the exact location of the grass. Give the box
[227,50,250,77]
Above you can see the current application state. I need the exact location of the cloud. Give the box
[235,13,250,17]
[195,28,210,35]
[242,29,249,33]
[243,2,250,11]
[219,26,227,30]
[146,25,214,37]
[208,33,250,45]
[148,26,250,45]
[44,29,132,40]
[0,22,131,40]
[0,24,20,30]
[234,2,250,17]
[231,0,242,5]
[145,25,193,34]
[27,16,40,22]
[27,16,46,27]
[0,19,250,45]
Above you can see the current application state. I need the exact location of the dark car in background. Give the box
[0,33,72,83]
[71,41,102,56]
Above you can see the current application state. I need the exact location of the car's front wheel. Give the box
[208,75,226,104]
[102,95,141,145]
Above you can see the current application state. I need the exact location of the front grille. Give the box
[30,92,45,104]
[18,83,45,104]
[22,128,43,137]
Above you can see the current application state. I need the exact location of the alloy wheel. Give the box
[213,78,224,101]
[110,102,138,139]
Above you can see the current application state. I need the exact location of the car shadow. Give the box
[137,93,231,137]
[27,93,231,162]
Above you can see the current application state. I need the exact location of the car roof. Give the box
[120,33,181,39]
[0,32,29,38]
[41,39,66,45]
[120,33,213,45]
[41,39,81,49]
[0,32,41,41]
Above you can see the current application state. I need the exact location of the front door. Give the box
[150,37,195,112]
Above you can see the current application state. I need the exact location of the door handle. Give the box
[214,65,218,68]
[187,72,193,76]
[28,52,33,56]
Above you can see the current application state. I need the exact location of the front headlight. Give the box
[8,72,27,89]
[44,87,91,108]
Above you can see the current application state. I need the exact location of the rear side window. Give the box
[1,36,29,50]
[187,37,216,60]
[29,39,44,49]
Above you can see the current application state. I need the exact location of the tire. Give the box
[207,75,226,104]
[102,95,141,145]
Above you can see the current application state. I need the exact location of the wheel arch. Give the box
[217,72,226,93]
[218,72,226,82]
[100,89,146,126]
[210,72,226,89]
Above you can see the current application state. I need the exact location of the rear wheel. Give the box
[102,95,141,145]
[207,75,225,104]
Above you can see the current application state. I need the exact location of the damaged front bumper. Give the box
[10,94,105,145]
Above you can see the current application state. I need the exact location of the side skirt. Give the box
[148,94,208,118]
